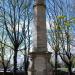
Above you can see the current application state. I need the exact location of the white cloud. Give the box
[46,20,55,30]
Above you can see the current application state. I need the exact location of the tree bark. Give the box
[14,50,17,75]
[4,67,7,75]
[24,56,29,75]
[68,63,72,75]
[55,51,58,75]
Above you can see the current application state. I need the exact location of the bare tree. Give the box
[47,0,75,75]
[0,19,13,75]
[0,0,33,75]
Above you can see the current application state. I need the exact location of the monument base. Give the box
[29,52,52,75]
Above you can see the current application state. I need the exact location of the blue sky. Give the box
[0,0,75,65]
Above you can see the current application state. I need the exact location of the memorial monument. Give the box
[29,0,51,75]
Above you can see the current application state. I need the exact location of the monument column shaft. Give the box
[29,0,52,75]
[33,0,47,52]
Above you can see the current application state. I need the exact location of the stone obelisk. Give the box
[29,0,51,75]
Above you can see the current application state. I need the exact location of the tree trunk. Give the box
[4,67,7,75]
[55,51,58,75]
[24,56,29,75]
[68,63,72,75]
[14,50,17,75]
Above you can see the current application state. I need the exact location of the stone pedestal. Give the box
[29,52,51,75]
